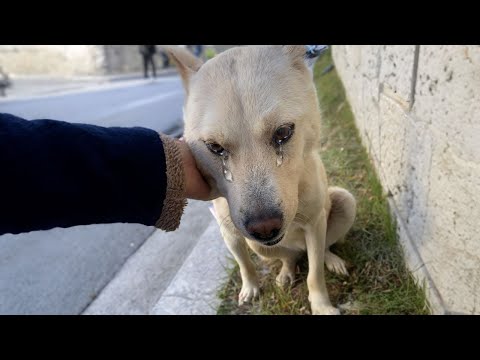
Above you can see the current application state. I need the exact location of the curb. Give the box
[1,69,179,102]
[151,220,230,315]
[82,201,228,315]
[0,75,180,104]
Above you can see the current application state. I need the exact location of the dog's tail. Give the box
[326,187,356,246]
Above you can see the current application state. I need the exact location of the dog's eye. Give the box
[206,142,225,156]
[273,124,295,145]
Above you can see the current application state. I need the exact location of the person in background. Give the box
[193,45,204,58]
[185,45,203,59]
[139,45,157,78]
[0,66,11,97]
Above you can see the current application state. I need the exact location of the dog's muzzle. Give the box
[244,212,284,245]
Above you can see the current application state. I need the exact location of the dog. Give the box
[168,45,356,315]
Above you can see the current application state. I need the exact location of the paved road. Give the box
[0,76,186,314]
[0,76,185,135]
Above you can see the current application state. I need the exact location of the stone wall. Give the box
[0,45,105,76]
[0,45,161,77]
[332,45,480,314]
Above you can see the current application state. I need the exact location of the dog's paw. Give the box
[309,292,340,315]
[310,303,340,315]
[238,282,260,305]
[276,269,295,288]
[325,251,349,276]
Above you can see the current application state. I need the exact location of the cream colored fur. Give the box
[168,45,356,315]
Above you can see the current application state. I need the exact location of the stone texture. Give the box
[379,45,416,108]
[151,221,230,315]
[413,45,480,164]
[0,45,105,76]
[83,200,212,315]
[422,136,480,313]
[0,45,162,77]
[333,45,480,314]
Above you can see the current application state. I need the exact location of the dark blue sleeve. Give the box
[0,113,168,235]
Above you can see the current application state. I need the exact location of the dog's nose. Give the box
[245,216,283,241]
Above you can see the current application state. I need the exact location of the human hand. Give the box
[176,138,212,200]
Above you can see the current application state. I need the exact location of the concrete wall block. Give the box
[379,45,417,108]
[421,244,479,314]
[401,119,433,241]
[333,46,362,98]
[103,46,145,74]
[0,45,105,76]
[335,45,480,313]
[391,199,446,314]
[333,46,383,171]
[0,46,70,76]
[360,78,381,159]
[333,46,367,147]
[0,45,162,76]
[378,93,408,196]
[413,45,480,164]
[359,45,382,81]
[407,130,480,314]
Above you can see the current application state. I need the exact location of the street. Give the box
[0,75,189,314]
[0,75,185,135]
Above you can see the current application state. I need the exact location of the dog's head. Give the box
[169,45,324,246]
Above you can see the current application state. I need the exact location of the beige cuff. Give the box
[155,134,188,231]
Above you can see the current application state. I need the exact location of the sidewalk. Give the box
[83,201,230,315]
[1,65,232,315]
[2,68,177,99]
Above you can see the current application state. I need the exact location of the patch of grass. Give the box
[217,48,430,315]
[205,47,217,60]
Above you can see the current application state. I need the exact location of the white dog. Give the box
[169,45,356,315]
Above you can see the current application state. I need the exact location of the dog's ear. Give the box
[166,46,203,94]
[282,45,328,73]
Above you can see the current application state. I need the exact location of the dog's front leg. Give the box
[221,228,260,305]
[305,209,339,315]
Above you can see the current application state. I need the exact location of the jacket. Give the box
[0,113,186,235]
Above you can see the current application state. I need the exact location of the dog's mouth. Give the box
[262,233,285,247]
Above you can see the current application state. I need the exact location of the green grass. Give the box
[205,47,217,60]
[217,48,430,315]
